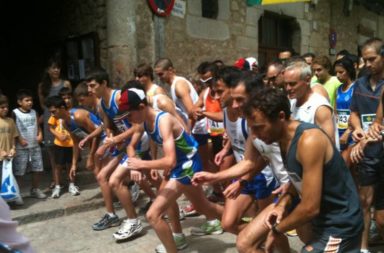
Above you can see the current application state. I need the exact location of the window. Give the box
[202,0,218,19]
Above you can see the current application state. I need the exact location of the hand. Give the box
[265,205,286,229]
[223,181,242,199]
[79,136,89,150]
[104,137,117,147]
[350,142,366,163]
[130,170,143,182]
[19,138,28,147]
[352,128,366,142]
[214,149,227,166]
[8,149,16,158]
[367,122,383,140]
[191,171,217,186]
[272,182,291,196]
[69,165,77,181]
[58,133,68,142]
[126,157,143,170]
[150,169,159,181]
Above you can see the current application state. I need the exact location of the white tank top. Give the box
[223,108,248,162]
[170,76,207,134]
[290,92,339,150]
[251,139,290,185]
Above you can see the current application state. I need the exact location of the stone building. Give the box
[1,0,384,106]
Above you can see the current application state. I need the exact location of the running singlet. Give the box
[204,88,224,136]
[223,108,248,162]
[100,89,131,133]
[170,76,206,134]
[100,89,149,153]
[286,122,363,238]
[67,108,105,140]
[144,111,201,183]
[336,83,355,137]
[290,92,339,150]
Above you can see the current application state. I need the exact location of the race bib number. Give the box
[207,119,224,136]
[361,114,376,132]
[336,109,350,130]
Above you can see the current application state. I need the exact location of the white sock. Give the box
[207,219,218,225]
[107,212,116,217]
[360,249,370,253]
[173,233,184,237]
[126,218,138,224]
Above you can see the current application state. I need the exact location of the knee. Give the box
[96,172,107,185]
[108,177,120,190]
[221,216,236,234]
[146,208,162,226]
[236,235,252,253]
[359,194,373,210]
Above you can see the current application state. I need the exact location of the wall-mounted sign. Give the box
[171,0,186,18]
[148,0,175,17]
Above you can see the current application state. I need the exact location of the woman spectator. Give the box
[38,58,71,186]
[334,56,356,167]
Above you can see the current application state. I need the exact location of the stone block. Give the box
[186,15,230,40]
[297,19,310,36]
[262,2,304,19]
[188,0,201,15]
[236,36,258,51]
[246,7,263,26]
[245,25,257,38]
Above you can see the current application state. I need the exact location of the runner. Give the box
[118,87,224,253]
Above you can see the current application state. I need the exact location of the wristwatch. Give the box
[271,223,282,234]
[239,179,248,187]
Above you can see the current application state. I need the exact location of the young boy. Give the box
[46,88,80,198]
[12,89,46,201]
[0,94,21,204]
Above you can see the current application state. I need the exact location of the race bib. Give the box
[336,109,350,130]
[207,119,225,136]
[361,114,376,132]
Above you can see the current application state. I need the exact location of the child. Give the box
[12,89,46,201]
[0,94,21,204]
[46,88,80,198]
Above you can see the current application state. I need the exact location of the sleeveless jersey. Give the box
[336,83,355,137]
[13,108,39,149]
[204,88,224,136]
[100,90,149,153]
[290,92,339,150]
[170,76,206,134]
[67,108,105,140]
[100,89,131,133]
[286,122,363,237]
[144,111,198,164]
[223,108,248,162]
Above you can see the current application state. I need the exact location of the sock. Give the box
[107,212,116,217]
[360,249,370,253]
[126,218,138,224]
[207,219,219,225]
[173,233,184,237]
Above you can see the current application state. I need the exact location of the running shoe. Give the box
[68,183,80,196]
[92,214,121,231]
[190,219,223,236]
[30,188,47,199]
[155,233,188,252]
[51,185,61,198]
[113,219,143,241]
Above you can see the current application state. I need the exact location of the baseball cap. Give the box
[118,88,146,116]
[246,57,258,68]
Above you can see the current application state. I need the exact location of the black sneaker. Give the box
[92,214,121,231]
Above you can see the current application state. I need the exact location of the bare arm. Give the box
[272,130,324,233]
[175,79,196,119]
[314,105,335,143]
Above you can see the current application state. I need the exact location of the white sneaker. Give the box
[113,219,143,241]
[68,183,80,196]
[30,188,47,199]
[51,185,61,198]
[129,182,140,203]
